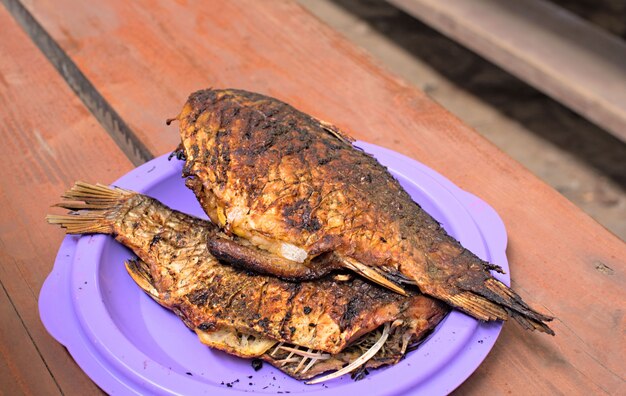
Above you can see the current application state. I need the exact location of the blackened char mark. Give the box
[149,234,162,249]
[339,298,363,331]
[187,289,210,306]
[168,142,187,161]
[214,128,231,188]
[282,199,321,233]
[197,322,216,331]
[279,282,301,338]
[257,317,270,332]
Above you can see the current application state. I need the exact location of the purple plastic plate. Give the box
[40,142,508,395]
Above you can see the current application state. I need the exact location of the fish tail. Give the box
[447,277,554,335]
[46,182,134,234]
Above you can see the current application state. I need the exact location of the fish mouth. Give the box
[196,320,433,383]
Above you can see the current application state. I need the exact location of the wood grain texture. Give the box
[2,0,153,165]
[387,0,626,142]
[0,281,60,395]
[6,0,626,394]
[0,5,132,394]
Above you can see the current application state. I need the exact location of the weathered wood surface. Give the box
[0,5,132,395]
[387,0,626,142]
[0,0,624,394]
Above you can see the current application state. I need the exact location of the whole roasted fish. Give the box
[172,88,553,334]
[47,182,447,381]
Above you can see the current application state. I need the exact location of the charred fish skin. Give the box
[175,88,553,334]
[264,290,449,381]
[47,182,448,358]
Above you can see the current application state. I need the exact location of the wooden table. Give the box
[0,1,624,394]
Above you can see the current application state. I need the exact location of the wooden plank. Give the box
[6,0,626,394]
[0,282,60,395]
[387,0,626,142]
[0,5,133,394]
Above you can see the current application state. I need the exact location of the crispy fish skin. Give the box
[265,296,447,380]
[176,88,553,334]
[47,183,447,358]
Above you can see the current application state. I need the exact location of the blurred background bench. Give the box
[387,0,626,142]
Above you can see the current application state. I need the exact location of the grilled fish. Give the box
[173,88,553,334]
[47,182,447,381]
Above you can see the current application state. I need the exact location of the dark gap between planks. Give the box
[1,0,154,166]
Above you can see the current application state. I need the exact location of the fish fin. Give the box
[448,278,554,335]
[46,182,133,234]
[340,257,408,296]
[195,328,276,358]
[421,248,554,334]
[124,259,160,300]
[316,118,355,145]
[484,278,554,334]
[168,141,186,161]
[207,236,340,280]
[46,212,113,234]
[445,291,508,321]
